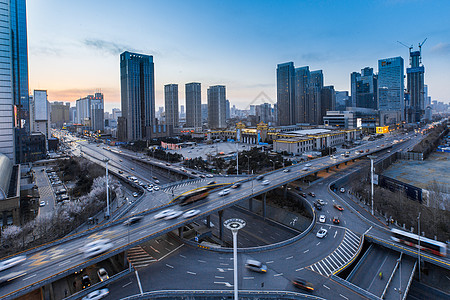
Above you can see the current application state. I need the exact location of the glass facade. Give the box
[207,85,226,129]
[276,62,295,126]
[377,57,404,116]
[185,82,201,128]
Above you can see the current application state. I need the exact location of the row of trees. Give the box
[1,176,120,258]
[348,171,450,242]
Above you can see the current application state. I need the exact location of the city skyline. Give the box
[27,1,450,113]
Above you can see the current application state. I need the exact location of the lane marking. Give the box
[303,249,309,253]
[187,271,196,275]
[22,274,35,281]
[165,264,174,268]
[215,276,224,279]
[266,260,274,264]
[179,254,186,258]
[122,281,132,288]
[243,276,254,280]
[334,231,337,238]
[323,284,330,290]
[214,282,232,287]
[340,294,349,300]
[286,256,294,260]
[198,260,206,263]
[274,273,284,277]
[296,267,304,271]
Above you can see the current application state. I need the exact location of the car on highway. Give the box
[153,186,160,191]
[305,163,312,167]
[132,192,139,197]
[0,255,26,272]
[82,275,91,289]
[231,182,241,189]
[118,170,124,174]
[316,199,325,206]
[154,209,175,219]
[256,175,264,181]
[301,167,309,171]
[333,204,344,211]
[299,192,307,197]
[146,187,153,192]
[261,180,270,185]
[319,215,326,223]
[245,259,267,273]
[206,174,213,178]
[314,202,322,210]
[0,271,26,285]
[330,155,338,159]
[340,187,345,193]
[283,169,290,173]
[308,192,315,197]
[97,268,109,281]
[131,167,134,170]
[154,180,160,184]
[207,181,216,185]
[316,228,327,238]
[83,239,113,258]
[333,216,340,224]
[218,189,231,196]
[40,201,46,207]
[292,278,314,292]
[182,209,201,218]
[82,288,109,300]
[164,210,183,220]
[123,216,143,226]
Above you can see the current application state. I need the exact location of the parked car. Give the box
[245,259,267,273]
[132,192,139,197]
[39,201,46,207]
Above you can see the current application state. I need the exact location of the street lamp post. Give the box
[103,158,110,219]
[236,142,239,175]
[245,155,250,175]
[367,155,377,216]
[269,159,275,171]
[224,219,246,300]
[417,212,421,282]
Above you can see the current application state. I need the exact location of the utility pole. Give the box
[224,219,246,300]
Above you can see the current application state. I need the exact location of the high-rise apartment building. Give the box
[185,82,202,128]
[307,70,324,124]
[50,102,70,128]
[207,85,226,129]
[276,62,295,125]
[351,67,378,109]
[119,51,155,141]
[112,108,121,120]
[321,86,335,124]
[378,57,404,118]
[294,66,310,123]
[75,93,104,132]
[0,0,15,160]
[201,104,208,122]
[255,103,273,124]
[164,84,179,129]
[32,90,50,141]
[406,49,425,123]
[225,100,230,120]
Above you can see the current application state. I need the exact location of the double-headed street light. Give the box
[224,218,246,300]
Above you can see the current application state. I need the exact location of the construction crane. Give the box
[397,41,413,53]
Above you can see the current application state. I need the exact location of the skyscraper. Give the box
[406,49,425,123]
[119,51,155,141]
[321,86,335,124]
[294,66,310,123]
[164,84,179,129]
[225,99,230,120]
[0,0,15,160]
[75,93,104,132]
[276,62,295,126]
[351,67,378,110]
[207,85,226,129]
[378,57,404,117]
[307,70,324,124]
[185,82,202,128]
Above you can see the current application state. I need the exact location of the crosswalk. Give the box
[127,246,157,269]
[308,229,361,277]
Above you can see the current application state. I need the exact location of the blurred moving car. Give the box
[261,180,270,185]
[231,182,241,189]
[0,256,26,272]
[82,239,113,258]
[245,259,267,273]
[256,175,264,181]
[123,216,143,226]
[182,209,200,218]
[333,204,344,211]
[97,268,109,281]
[164,210,183,220]
[283,169,290,173]
[154,209,175,219]
[218,189,230,196]
[316,228,327,238]
[292,278,314,292]
[82,288,109,300]
[305,163,312,167]
[0,271,26,285]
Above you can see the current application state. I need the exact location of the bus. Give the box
[174,187,210,206]
[390,228,447,257]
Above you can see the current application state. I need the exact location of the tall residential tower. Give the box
[207,85,226,129]
[185,82,202,128]
[164,84,179,129]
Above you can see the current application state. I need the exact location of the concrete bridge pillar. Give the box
[179,226,184,238]
[206,215,211,228]
[283,185,288,199]
[249,198,253,212]
[263,193,267,219]
[218,210,224,241]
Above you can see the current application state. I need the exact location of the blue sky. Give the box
[27,0,450,112]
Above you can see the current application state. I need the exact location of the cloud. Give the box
[430,43,450,55]
[30,45,61,56]
[83,38,154,56]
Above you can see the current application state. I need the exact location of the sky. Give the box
[27,0,450,113]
